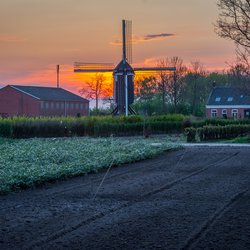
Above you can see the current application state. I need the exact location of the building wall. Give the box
[39,100,89,117]
[206,107,246,119]
[0,86,40,116]
[0,86,89,117]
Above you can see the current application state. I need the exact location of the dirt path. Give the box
[1,146,250,250]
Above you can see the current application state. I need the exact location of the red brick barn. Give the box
[0,85,89,117]
[206,87,250,119]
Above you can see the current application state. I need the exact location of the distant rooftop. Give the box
[9,85,88,102]
[207,87,250,106]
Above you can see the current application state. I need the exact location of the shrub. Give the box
[0,119,12,137]
[185,127,197,142]
[11,120,66,138]
[197,124,250,141]
[0,114,189,138]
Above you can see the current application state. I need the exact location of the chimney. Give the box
[57,65,60,88]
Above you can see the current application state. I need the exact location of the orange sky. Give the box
[0,0,236,96]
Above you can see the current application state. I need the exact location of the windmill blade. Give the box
[134,67,176,73]
[74,62,115,73]
[125,20,132,64]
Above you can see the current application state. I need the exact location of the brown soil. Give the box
[1,146,250,250]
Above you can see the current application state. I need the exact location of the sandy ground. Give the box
[0,145,250,250]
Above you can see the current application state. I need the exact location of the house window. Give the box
[66,103,69,110]
[71,103,74,110]
[80,104,83,110]
[222,109,227,118]
[232,109,238,119]
[215,97,221,102]
[227,97,233,102]
[56,103,59,109]
[61,103,64,109]
[76,103,79,109]
[45,102,49,109]
[211,109,217,118]
[40,101,44,109]
[245,110,250,118]
[51,103,54,109]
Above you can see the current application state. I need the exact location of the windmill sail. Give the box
[74,62,114,72]
[124,20,132,64]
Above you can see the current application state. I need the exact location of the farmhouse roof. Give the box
[9,85,89,102]
[207,87,250,106]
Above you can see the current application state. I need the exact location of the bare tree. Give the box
[157,59,169,113]
[157,57,187,113]
[236,46,250,67]
[134,76,157,101]
[227,62,250,90]
[215,0,250,60]
[188,61,206,115]
[79,73,111,110]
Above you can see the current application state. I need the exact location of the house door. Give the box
[244,109,250,118]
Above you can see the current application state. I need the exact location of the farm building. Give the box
[206,87,250,119]
[0,85,89,117]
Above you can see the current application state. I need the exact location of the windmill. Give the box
[74,20,176,116]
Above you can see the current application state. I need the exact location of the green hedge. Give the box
[192,118,250,128]
[0,119,12,137]
[185,124,250,142]
[2,115,248,139]
[0,116,186,138]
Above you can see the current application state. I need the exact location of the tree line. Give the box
[133,59,225,116]
[79,58,249,117]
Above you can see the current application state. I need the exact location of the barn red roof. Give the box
[9,85,88,102]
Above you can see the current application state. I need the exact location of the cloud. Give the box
[110,33,175,46]
[0,35,27,43]
[144,33,175,41]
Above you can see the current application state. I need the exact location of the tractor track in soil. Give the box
[181,188,249,250]
[0,147,224,212]
[26,151,239,249]
[0,148,190,212]
[0,148,218,212]
[1,146,250,250]
[0,152,184,212]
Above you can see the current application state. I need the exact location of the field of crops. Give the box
[0,136,181,194]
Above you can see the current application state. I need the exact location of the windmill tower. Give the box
[74,20,176,116]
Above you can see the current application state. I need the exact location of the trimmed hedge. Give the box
[185,127,197,142]
[185,124,250,142]
[1,115,249,139]
[0,115,186,138]
[192,118,250,128]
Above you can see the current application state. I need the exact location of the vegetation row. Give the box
[185,124,250,142]
[0,116,249,138]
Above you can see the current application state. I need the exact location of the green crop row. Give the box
[0,137,180,194]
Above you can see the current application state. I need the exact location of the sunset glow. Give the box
[0,0,236,97]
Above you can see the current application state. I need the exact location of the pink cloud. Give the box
[0,35,27,43]
[110,33,175,46]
